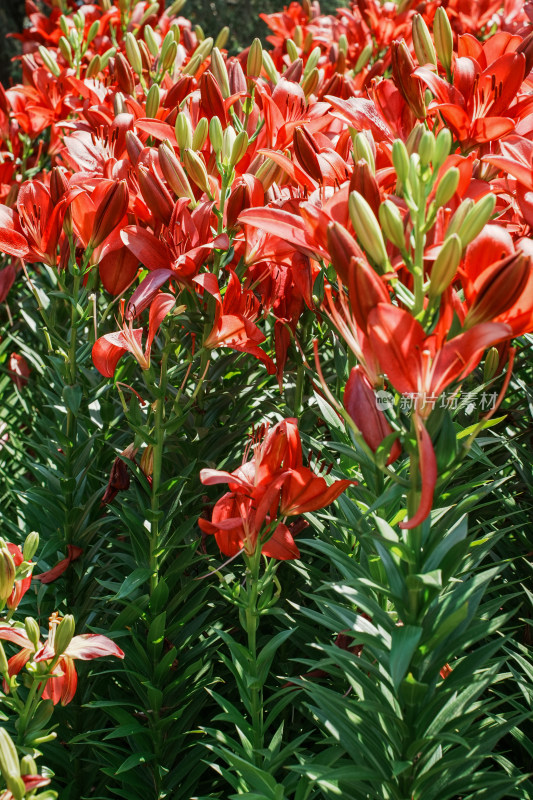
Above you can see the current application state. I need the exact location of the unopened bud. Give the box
[378,200,405,250]
[247,38,263,79]
[434,7,453,76]
[484,347,500,382]
[195,36,214,61]
[38,46,60,77]
[0,642,8,675]
[215,26,230,50]
[304,50,320,80]
[114,92,127,116]
[0,729,21,795]
[230,130,249,166]
[354,42,372,73]
[428,233,462,298]
[20,756,38,777]
[338,34,348,56]
[392,139,409,184]
[302,67,319,98]
[293,25,303,47]
[161,40,178,74]
[418,130,435,167]
[286,39,299,62]
[58,36,72,64]
[222,126,236,163]
[25,617,41,650]
[435,167,459,207]
[406,123,424,156]
[140,445,154,478]
[54,614,75,657]
[175,112,193,151]
[23,532,39,562]
[168,0,187,13]
[210,47,230,98]
[194,24,205,42]
[144,24,159,57]
[349,191,389,272]
[209,116,223,154]
[100,46,116,69]
[145,84,160,118]
[262,50,280,84]
[171,23,181,45]
[255,157,284,191]
[0,547,16,602]
[351,130,375,172]
[159,143,195,201]
[140,3,159,26]
[90,180,129,249]
[457,193,496,247]
[446,198,474,239]
[183,149,212,196]
[412,13,437,68]
[59,15,69,37]
[125,32,143,75]
[192,117,208,151]
[433,127,452,169]
[86,19,99,46]
[86,54,101,78]
[182,53,202,77]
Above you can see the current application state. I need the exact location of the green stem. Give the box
[244,548,262,766]
[412,204,426,317]
[149,351,168,594]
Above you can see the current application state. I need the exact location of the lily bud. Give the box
[209,116,224,154]
[247,38,263,79]
[350,160,380,217]
[144,24,159,57]
[140,445,154,478]
[200,71,226,122]
[262,50,280,84]
[428,234,462,298]
[230,131,249,166]
[125,32,143,76]
[464,252,530,329]
[215,26,230,50]
[392,139,410,184]
[138,39,153,72]
[183,149,212,196]
[434,7,453,76]
[326,221,364,284]
[294,127,321,182]
[210,47,230,98]
[192,117,208,151]
[222,126,236,163]
[194,24,205,42]
[354,42,372,73]
[175,113,193,152]
[344,367,401,465]
[378,200,405,251]
[406,123,424,156]
[287,39,299,62]
[54,614,75,657]
[90,180,129,249]
[58,36,72,64]
[284,58,303,83]
[125,130,144,165]
[351,130,375,173]
[435,167,459,207]
[138,167,174,225]
[86,54,101,79]
[25,617,41,650]
[302,67,319,98]
[0,546,16,602]
[115,52,135,95]
[23,532,39,562]
[483,347,500,382]
[38,46,61,77]
[433,127,452,169]
[0,643,8,676]
[349,191,389,272]
[418,129,435,167]
[0,729,24,800]
[182,53,202,77]
[140,2,159,25]
[338,34,348,56]
[457,193,496,247]
[304,46,321,77]
[20,756,38,776]
[446,198,474,239]
[171,23,181,44]
[391,40,426,119]
[100,46,116,69]
[145,84,160,118]
[86,19,99,46]
[255,157,284,191]
[195,36,214,61]
[168,0,187,12]
[412,13,437,68]
[161,40,178,74]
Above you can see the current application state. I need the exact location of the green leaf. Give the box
[390,626,423,689]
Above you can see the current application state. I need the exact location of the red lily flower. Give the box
[92,293,175,378]
[199,418,353,559]
[0,613,124,706]
[5,544,32,611]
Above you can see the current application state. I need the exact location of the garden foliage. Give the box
[0,0,531,798]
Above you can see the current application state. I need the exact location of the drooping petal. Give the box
[0,627,33,649]
[367,304,425,395]
[92,336,128,378]
[146,293,175,353]
[262,523,300,560]
[280,467,354,516]
[399,414,437,530]
[63,634,125,660]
